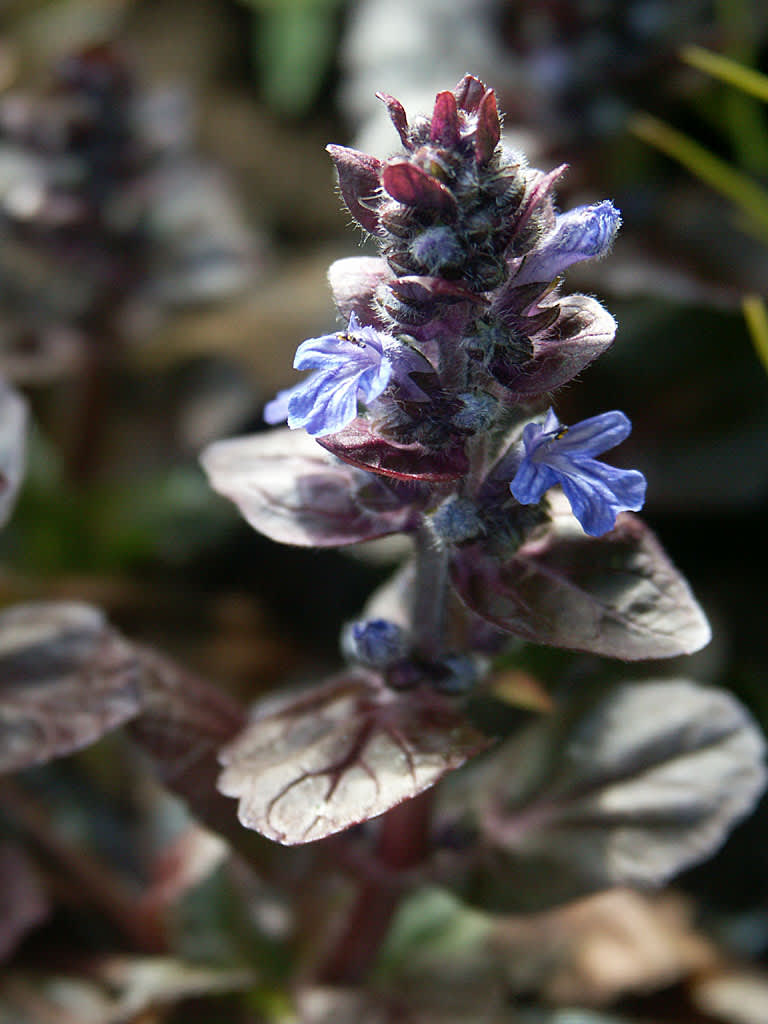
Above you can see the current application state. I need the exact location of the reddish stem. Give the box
[66,337,111,486]
[316,789,433,984]
[0,779,167,952]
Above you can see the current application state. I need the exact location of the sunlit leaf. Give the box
[0,603,142,773]
[218,670,487,845]
[326,145,383,234]
[450,500,711,660]
[455,680,766,912]
[201,427,425,547]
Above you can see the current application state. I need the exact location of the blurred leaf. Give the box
[94,956,256,1017]
[127,647,248,845]
[455,680,766,913]
[141,826,227,922]
[201,427,425,548]
[450,500,711,661]
[218,670,488,844]
[0,957,255,1024]
[295,987,398,1024]
[0,602,142,773]
[631,113,768,242]
[742,294,768,375]
[681,45,768,104]
[245,0,342,117]
[693,968,768,1024]
[12,445,232,573]
[491,670,554,714]
[0,380,26,530]
[492,889,717,1006]
[379,887,492,979]
[294,984,523,1023]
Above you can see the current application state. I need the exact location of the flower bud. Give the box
[409,227,464,275]
[342,618,409,668]
[431,497,483,543]
[452,391,498,433]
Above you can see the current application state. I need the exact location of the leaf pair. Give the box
[203,429,710,663]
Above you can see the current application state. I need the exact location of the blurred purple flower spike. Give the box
[510,408,646,536]
[514,201,621,286]
[264,312,393,437]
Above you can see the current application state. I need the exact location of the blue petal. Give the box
[295,318,386,372]
[558,460,646,536]
[514,201,621,285]
[509,407,646,534]
[285,369,333,425]
[287,366,361,436]
[358,359,393,404]
[553,410,631,457]
[520,418,547,455]
[510,457,560,505]
[294,334,355,368]
[263,383,299,425]
[559,472,620,536]
[308,378,360,435]
[541,407,560,435]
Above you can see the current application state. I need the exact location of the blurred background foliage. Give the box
[1,1,768,1021]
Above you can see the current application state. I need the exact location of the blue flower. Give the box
[509,408,646,536]
[264,313,393,437]
[514,201,621,286]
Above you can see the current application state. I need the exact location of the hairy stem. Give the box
[411,522,449,660]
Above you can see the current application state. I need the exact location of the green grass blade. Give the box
[631,113,768,242]
[681,45,768,103]
[743,295,768,376]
